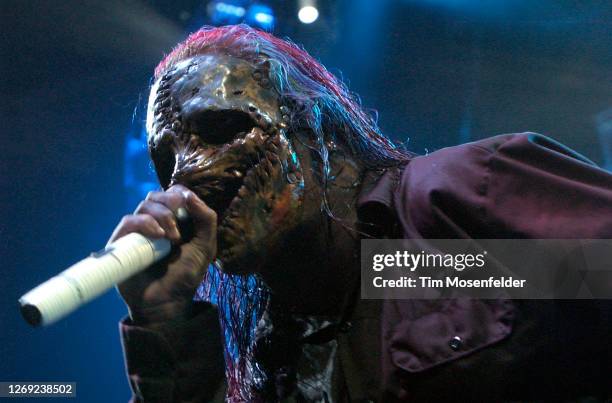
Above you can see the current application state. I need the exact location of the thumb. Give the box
[182,189,218,257]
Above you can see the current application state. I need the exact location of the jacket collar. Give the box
[356,166,404,238]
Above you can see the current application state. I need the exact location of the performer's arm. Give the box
[399,132,612,239]
[107,185,224,402]
[382,132,612,401]
[119,302,225,403]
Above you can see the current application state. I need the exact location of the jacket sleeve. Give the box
[397,132,612,239]
[119,301,226,403]
[382,132,612,402]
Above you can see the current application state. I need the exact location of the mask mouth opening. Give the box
[199,134,279,225]
[195,161,250,223]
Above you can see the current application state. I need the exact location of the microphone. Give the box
[18,207,193,327]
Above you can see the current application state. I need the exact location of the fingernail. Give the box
[182,190,191,201]
[172,223,182,240]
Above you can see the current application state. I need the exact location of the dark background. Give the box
[1,0,611,401]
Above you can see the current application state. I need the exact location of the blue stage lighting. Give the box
[207,1,248,25]
[246,4,274,31]
[124,126,159,208]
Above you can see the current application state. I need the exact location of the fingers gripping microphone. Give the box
[19,208,193,327]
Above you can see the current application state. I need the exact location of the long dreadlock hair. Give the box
[154,24,411,401]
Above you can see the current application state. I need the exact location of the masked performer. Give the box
[109,25,612,402]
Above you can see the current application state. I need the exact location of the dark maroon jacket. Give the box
[120,133,612,402]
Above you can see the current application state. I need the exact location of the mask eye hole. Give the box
[188,110,255,145]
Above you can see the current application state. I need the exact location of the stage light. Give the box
[246,4,275,31]
[254,10,273,25]
[215,2,245,17]
[207,1,247,25]
[298,5,318,24]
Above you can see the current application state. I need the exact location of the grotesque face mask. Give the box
[146,54,305,273]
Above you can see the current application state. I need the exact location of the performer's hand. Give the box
[108,185,217,325]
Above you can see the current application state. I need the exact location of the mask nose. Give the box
[169,145,217,187]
